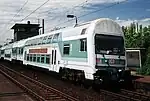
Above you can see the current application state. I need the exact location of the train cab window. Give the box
[37,55,40,63]
[80,39,87,51]
[41,55,45,63]
[46,55,50,64]
[33,54,36,62]
[63,44,70,55]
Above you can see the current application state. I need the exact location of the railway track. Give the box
[0,64,78,101]
[1,63,150,101]
[120,89,150,101]
[99,89,141,101]
[133,80,150,96]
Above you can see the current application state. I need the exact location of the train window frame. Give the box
[54,50,57,64]
[21,48,23,54]
[1,50,4,54]
[27,54,29,61]
[63,44,70,55]
[80,38,87,52]
[29,54,33,61]
[46,55,50,64]
[37,55,40,63]
[24,51,27,60]
[52,33,59,43]
[38,37,44,45]
[42,36,48,44]
[47,35,52,44]
[33,54,36,62]
[41,55,45,63]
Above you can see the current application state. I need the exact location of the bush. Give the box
[137,47,150,75]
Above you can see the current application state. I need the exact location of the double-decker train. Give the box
[0,18,131,87]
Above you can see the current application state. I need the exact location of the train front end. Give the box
[92,19,131,85]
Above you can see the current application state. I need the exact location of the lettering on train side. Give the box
[29,48,47,53]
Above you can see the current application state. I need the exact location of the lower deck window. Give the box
[5,54,11,58]
[46,55,50,64]
[30,54,33,61]
[27,55,29,61]
[41,55,45,63]
[37,56,40,62]
[33,54,36,62]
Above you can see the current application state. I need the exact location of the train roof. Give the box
[1,43,13,50]
[12,39,28,48]
[1,18,123,48]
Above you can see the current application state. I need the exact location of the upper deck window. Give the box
[52,33,59,43]
[37,37,44,45]
[47,35,52,43]
[42,36,48,44]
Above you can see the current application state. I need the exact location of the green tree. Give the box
[124,23,150,75]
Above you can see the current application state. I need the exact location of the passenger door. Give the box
[51,48,57,72]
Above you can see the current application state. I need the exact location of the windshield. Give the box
[95,34,125,55]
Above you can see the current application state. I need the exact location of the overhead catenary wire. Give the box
[0,0,28,31]
[45,0,90,22]
[46,0,128,32]
[21,0,50,21]
[0,0,50,44]
[0,0,29,43]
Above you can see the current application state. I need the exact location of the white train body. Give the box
[12,39,27,62]
[0,18,130,84]
[0,45,6,60]
[4,43,13,61]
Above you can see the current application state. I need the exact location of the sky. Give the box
[0,0,149,45]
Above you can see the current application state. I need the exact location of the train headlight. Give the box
[118,69,122,72]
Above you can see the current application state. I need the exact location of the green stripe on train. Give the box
[58,39,88,58]
[61,57,87,62]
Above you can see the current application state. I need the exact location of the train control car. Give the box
[22,18,131,86]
